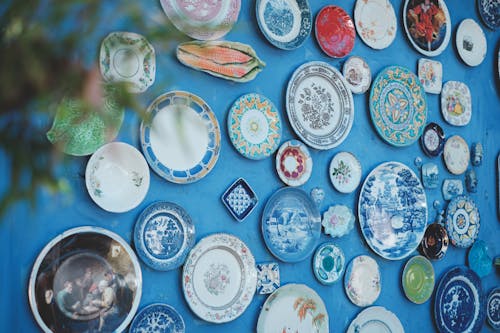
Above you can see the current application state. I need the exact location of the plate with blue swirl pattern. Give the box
[129,303,185,333]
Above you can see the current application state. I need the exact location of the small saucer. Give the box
[329,151,362,193]
[420,122,445,157]
[456,19,487,67]
[275,140,312,187]
[313,242,345,285]
[402,255,435,304]
[342,56,371,94]
[443,135,469,175]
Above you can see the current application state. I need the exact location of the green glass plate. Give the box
[402,255,435,304]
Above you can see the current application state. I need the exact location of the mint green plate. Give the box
[402,255,435,304]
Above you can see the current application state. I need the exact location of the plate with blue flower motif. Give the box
[228,93,281,160]
[478,0,500,30]
[134,201,195,271]
[256,0,312,50]
[370,66,427,147]
[434,266,486,333]
[445,195,480,248]
[129,303,185,333]
[487,287,500,330]
[358,161,428,260]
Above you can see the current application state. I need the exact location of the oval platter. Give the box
[354,0,397,50]
[256,0,312,50]
[370,65,427,147]
[329,151,362,193]
[456,19,487,67]
[129,303,185,333]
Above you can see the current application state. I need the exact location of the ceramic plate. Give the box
[443,135,469,175]
[403,0,451,57]
[344,255,381,307]
[370,65,427,147]
[228,93,281,160]
[140,91,221,184]
[129,303,185,333]
[358,161,428,260]
[256,283,329,333]
[441,81,472,126]
[262,187,321,263]
[418,58,443,94]
[445,195,480,248]
[28,226,142,333]
[99,31,155,93]
[256,0,312,50]
[434,266,486,333]
[221,178,258,221]
[402,255,435,304]
[133,201,195,271]
[256,262,280,295]
[313,242,345,285]
[354,0,397,50]
[160,0,241,40]
[421,222,449,260]
[182,233,256,323]
[322,205,355,238]
[286,61,354,150]
[329,151,362,193]
[478,0,500,30]
[315,5,355,58]
[85,142,150,213]
[343,56,372,94]
[347,306,404,333]
[420,122,445,157]
[487,287,500,330]
[275,140,312,187]
[456,19,487,67]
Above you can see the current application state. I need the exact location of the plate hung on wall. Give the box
[403,0,451,57]
[275,140,313,187]
[441,81,472,126]
[342,56,372,94]
[443,135,470,175]
[418,58,443,94]
[478,0,500,30]
[354,0,397,50]
[315,5,355,58]
[456,18,487,67]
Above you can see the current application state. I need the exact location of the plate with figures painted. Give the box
[354,0,397,50]
[441,81,472,126]
[445,195,480,248]
[129,303,185,333]
[347,306,404,333]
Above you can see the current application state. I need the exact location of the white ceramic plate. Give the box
[418,58,443,94]
[85,142,150,213]
[347,306,404,333]
[441,81,472,126]
[344,255,381,307]
[182,233,256,323]
[275,140,312,187]
[456,18,487,67]
[343,56,372,94]
[329,151,362,193]
[443,135,469,175]
[354,0,397,50]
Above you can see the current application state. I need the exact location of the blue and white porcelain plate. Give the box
[256,0,312,50]
[129,303,185,333]
[221,178,258,221]
[134,201,195,271]
[478,0,500,30]
[358,161,428,260]
[262,187,321,262]
[434,266,486,333]
[445,195,480,248]
[487,287,500,330]
[313,242,345,285]
[256,262,280,294]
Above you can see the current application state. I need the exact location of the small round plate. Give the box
[315,5,355,58]
[443,135,470,175]
[420,222,449,260]
[445,195,480,248]
[228,93,281,160]
[129,303,185,333]
[329,151,362,193]
[456,19,487,67]
[487,287,500,330]
[402,255,435,304]
[347,306,404,333]
[343,56,372,94]
[344,255,381,307]
[478,0,500,30]
[354,0,397,50]
[441,81,472,127]
[85,142,150,213]
[134,201,195,271]
[420,122,445,157]
[313,242,345,285]
[276,140,312,187]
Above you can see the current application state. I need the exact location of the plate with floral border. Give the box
[329,151,362,193]
[354,0,397,50]
[478,0,500,30]
[129,303,185,333]
[445,195,480,248]
[342,56,372,94]
[346,306,404,333]
[344,255,381,307]
[140,91,221,184]
[434,266,486,333]
[441,81,472,127]
[28,226,142,333]
[358,161,428,260]
[286,61,354,150]
[228,93,281,160]
[275,140,312,187]
[182,233,256,323]
[256,283,329,333]
[315,5,355,58]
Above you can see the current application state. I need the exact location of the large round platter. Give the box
[182,233,256,323]
[256,283,329,333]
[256,0,312,50]
[313,242,345,285]
[487,287,500,330]
[129,303,185,333]
[275,140,312,187]
[159,0,241,40]
[443,135,470,175]
[134,201,195,271]
[441,81,472,127]
[315,5,355,58]
[370,66,427,147]
[344,255,381,307]
[358,161,428,260]
[342,56,372,94]
[346,306,404,333]
[445,195,480,248]
[478,0,500,30]
[99,31,155,93]
[403,0,451,57]
[354,0,397,50]
[262,187,321,262]
[228,93,281,160]
[28,226,142,333]
[434,266,486,333]
[140,91,221,184]
[85,142,150,213]
[286,61,354,150]
[456,19,487,67]
[329,151,362,193]
[402,255,435,304]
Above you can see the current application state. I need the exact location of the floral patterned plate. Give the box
[160,0,241,40]
[354,0,397,50]
[256,283,329,333]
[370,65,427,147]
[182,233,256,323]
[418,58,443,94]
[329,151,362,193]
[322,205,355,238]
[129,303,185,333]
[456,19,487,67]
[85,142,150,213]
[286,61,354,150]
[445,195,480,248]
[275,140,312,187]
[443,135,469,175]
[441,81,472,126]
[346,306,404,333]
[478,0,500,30]
[133,202,195,271]
[342,56,372,94]
[344,255,381,307]
[315,5,355,58]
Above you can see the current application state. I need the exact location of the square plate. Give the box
[256,262,280,294]
[221,178,258,221]
[418,58,442,94]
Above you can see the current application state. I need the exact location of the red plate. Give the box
[315,5,355,58]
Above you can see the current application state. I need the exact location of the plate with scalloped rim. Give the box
[445,194,480,248]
